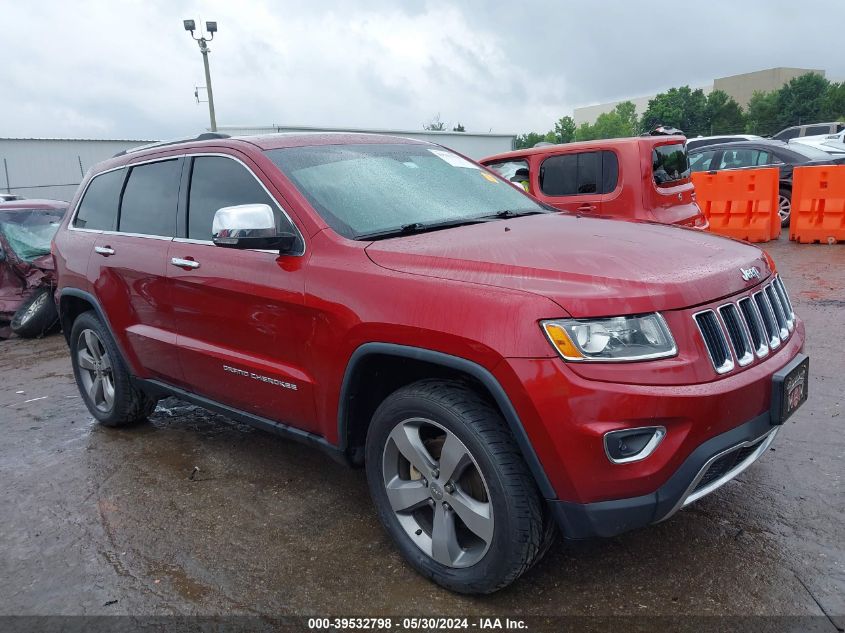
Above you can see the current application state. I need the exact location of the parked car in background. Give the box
[688,139,845,226]
[53,132,807,593]
[480,136,708,229]
[791,129,845,156]
[686,134,764,152]
[0,193,25,202]
[771,122,844,142]
[0,199,67,339]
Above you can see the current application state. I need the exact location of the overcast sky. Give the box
[2,0,842,140]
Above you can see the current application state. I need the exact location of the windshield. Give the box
[266,144,546,239]
[0,209,65,261]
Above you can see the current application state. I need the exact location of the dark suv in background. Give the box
[53,132,808,594]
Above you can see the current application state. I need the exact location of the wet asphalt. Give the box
[0,236,842,630]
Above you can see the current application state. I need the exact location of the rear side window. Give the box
[188,156,300,246]
[118,160,181,236]
[718,149,772,169]
[804,125,830,136]
[689,149,717,172]
[73,169,124,230]
[540,151,617,196]
[652,144,690,185]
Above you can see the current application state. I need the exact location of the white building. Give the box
[1,126,515,202]
[0,137,152,201]
[216,125,516,159]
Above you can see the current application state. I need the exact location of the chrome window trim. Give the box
[68,152,306,257]
[693,309,734,374]
[737,296,770,359]
[603,426,666,465]
[718,303,754,367]
[753,290,781,349]
[660,427,779,523]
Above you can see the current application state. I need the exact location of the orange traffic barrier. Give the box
[789,165,845,244]
[692,168,780,243]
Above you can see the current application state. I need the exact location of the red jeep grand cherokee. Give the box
[481,136,709,229]
[53,132,808,594]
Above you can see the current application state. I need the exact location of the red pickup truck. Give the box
[481,136,708,228]
[53,133,806,594]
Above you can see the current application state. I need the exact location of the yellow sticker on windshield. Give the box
[481,172,498,183]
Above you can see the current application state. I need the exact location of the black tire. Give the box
[779,186,791,228]
[11,288,58,338]
[69,310,156,427]
[365,379,546,594]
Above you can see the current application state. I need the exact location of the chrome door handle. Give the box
[170,257,200,269]
[94,246,115,256]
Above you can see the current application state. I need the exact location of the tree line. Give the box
[514,73,845,149]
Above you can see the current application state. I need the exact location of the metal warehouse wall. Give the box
[217,125,516,159]
[0,138,152,202]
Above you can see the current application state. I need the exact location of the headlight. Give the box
[541,313,677,361]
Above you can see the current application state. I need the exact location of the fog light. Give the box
[604,426,666,464]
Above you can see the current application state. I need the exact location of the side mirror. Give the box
[212,204,297,253]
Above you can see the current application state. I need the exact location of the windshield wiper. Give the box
[480,208,551,219]
[357,218,488,241]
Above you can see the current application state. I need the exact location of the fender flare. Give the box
[338,342,556,499]
[58,288,134,370]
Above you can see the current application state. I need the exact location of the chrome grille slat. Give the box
[754,289,781,349]
[765,284,789,340]
[696,278,795,374]
[738,297,769,358]
[718,304,754,366]
[694,310,734,374]
[773,275,795,331]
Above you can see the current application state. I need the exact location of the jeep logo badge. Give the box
[741,266,761,281]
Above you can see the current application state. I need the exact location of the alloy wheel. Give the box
[381,417,494,568]
[778,194,791,224]
[76,329,115,413]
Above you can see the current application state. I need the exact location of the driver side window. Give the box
[187,156,299,245]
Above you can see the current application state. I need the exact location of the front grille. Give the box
[692,440,763,494]
[695,276,795,374]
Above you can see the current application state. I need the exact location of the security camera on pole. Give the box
[183,19,218,132]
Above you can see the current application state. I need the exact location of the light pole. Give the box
[183,19,218,132]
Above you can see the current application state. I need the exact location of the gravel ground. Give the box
[0,236,842,632]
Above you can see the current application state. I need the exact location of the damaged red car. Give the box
[0,199,67,339]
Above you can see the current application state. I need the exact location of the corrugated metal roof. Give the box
[217,124,516,139]
[0,137,156,142]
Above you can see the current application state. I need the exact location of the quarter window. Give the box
[73,169,124,230]
[187,156,300,246]
[119,159,181,236]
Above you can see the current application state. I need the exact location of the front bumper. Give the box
[494,318,805,539]
[548,410,779,538]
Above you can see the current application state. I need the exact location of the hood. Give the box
[365,214,771,317]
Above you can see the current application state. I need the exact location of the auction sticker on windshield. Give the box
[428,148,479,169]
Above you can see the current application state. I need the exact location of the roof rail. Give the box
[112,132,231,158]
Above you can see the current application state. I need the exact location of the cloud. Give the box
[0,0,842,139]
